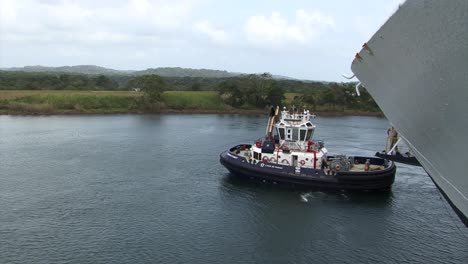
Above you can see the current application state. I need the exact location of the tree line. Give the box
[218,73,284,108]
[0,70,380,112]
[217,75,378,111]
[0,71,117,90]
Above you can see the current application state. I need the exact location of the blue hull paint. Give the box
[220,148,396,191]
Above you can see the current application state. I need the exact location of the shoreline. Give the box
[0,109,384,117]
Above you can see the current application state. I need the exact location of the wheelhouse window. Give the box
[292,128,299,141]
[278,128,285,140]
[306,129,314,141]
[300,129,307,141]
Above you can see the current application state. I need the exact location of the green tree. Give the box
[301,92,318,111]
[127,74,166,112]
[359,87,380,111]
[218,73,285,109]
[330,83,345,111]
[219,80,243,107]
[320,89,336,110]
[342,83,358,110]
[95,75,114,90]
[242,73,272,107]
[265,81,285,107]
[190,82,201,91]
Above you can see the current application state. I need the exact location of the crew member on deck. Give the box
[387,126,398,154]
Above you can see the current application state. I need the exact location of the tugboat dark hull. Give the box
[220,146,396,191]
[375,151,421,166]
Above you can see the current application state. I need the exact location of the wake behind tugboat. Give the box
[219,106,396,191]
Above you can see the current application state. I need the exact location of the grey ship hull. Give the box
[351,0,468,224]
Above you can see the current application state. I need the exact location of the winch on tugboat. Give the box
[219,106,396,191]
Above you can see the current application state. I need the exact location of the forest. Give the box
[0,70,380,113]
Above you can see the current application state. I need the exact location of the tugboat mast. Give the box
[265,106,279,140]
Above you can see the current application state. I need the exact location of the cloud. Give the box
[193,21,230,44]
[0,0,17,25]
[245,9,335,48]
[0,0,199,45]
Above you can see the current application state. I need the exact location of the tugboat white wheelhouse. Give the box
[219,106,396,190]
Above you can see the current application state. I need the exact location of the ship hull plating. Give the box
[351,0,468,223]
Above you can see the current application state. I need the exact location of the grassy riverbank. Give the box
[0,90,137,114]
[0,90,383,116]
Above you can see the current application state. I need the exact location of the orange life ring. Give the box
[262,156,269,163]
[281,159,290,165]
[299,160,305,166]
[335,164,341,171]
[269,157,277,163]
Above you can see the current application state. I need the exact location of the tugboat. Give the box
[219,106,396,190]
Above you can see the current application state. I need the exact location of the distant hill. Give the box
[1,65,241,78]
[1,65,310,80]
[2,65,132,75]
[134,67,236,78]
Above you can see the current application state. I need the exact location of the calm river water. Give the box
[0,114,467,263]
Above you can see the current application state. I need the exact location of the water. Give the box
[0,114,467,263]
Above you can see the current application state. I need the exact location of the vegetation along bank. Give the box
[0,69,382,115]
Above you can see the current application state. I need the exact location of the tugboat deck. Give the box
[230,149,385,173]
[349,164,385,172]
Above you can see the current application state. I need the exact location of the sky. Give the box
[0,0,403,81]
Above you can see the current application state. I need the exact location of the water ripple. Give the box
[1,115,467,264]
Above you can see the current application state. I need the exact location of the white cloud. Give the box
[245,9,335,48]
[0,0,199,45]
[0,0,17,25]
[193,21,230,44]
[125,0,195,30]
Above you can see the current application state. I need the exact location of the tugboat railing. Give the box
[282,141,303,151]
